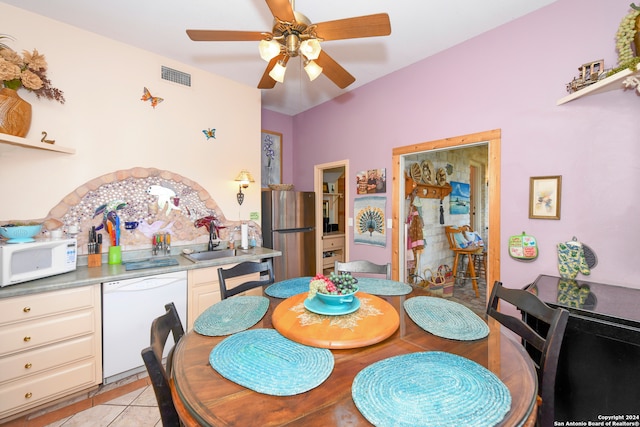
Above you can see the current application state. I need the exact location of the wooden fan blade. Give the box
[258,54,289,89]
[186,29,265,42]
[265,0,295,22]
[315,51,355,89]
[315,13,391,41]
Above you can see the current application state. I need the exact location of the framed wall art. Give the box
[261,130,282,188]
[529,175,562,220]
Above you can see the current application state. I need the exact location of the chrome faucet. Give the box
[208,226,219,251]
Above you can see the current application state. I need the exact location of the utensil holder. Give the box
[108,246,122,265]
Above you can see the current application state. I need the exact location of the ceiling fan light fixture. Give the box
[304,60,323,81]
[300,39,321,60]
[269,60,287,83]
[259,39,281,62]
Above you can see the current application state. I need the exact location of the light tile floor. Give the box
[1,375,159,427]
[42,386,160,427]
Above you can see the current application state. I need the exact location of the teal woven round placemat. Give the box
[356,277,412,296]
[404,296,489,341]
[265,277,311,298]
[210,329,334,396]
[194,296,269,336]
[352,351,511,427]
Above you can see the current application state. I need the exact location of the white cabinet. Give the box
[0,285,101,420]
[187,264,260,330]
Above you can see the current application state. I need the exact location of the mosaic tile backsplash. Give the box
[40,167,259,255]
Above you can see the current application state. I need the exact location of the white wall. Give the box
[0,3,261,224]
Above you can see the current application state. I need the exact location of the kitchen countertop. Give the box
[0,246,281,299]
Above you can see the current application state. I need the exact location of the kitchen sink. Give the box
[182,249,236,263]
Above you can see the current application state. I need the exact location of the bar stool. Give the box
[444,225,481,298]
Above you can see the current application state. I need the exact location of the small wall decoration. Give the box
[140,87,163,108]
[529,176,562,220]
[356,168,386,194]
[261,130,282,187]
[202,128,216,140]
[449,181,470,215]
[354,196,386,247]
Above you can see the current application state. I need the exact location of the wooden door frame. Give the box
[391,129,501,302]
[314,160,350,275]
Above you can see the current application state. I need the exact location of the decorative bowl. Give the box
[315,288,359,307]
[0,224,43,243]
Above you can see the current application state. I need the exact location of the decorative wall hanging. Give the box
[202,128,216,139]
[529,176,561,219]
[449,181,470,215]
[354,196,386,247]
[261,129,282,187]
[356,169,386,194]
[140,87,163,108]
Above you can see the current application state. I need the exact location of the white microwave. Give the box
[0,238,77,287]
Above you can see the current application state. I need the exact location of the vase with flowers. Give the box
[0,35,65,137]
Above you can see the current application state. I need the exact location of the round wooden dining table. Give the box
[171,285,537,426]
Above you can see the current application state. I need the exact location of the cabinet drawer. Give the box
[190,266,219,285]
[323,255,342,269]
[323,236,344,250]
[0,286,97,325]
[0,335,96,383]
[0,359,98,417]
[0,309,96,356]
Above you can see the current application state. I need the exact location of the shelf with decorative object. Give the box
[557,62,640,105]
[404,173,452,199]
[0,132,75,154]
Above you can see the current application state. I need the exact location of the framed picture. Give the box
[450,181,470,214]
[529,176,562,219]
[261,130,282,188]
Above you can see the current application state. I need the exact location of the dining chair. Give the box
[487,281,569,427]
[141,302,199,427]
[217,259,275,300]
[335,260,392,279]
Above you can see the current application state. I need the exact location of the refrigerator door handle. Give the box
[274,227,314,233]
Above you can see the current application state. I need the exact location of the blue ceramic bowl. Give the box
[315,288,358,306]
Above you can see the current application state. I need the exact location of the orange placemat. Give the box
[272,292,399,349]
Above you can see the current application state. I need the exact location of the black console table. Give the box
[525,275,640,422]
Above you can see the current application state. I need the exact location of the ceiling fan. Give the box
[186,0,391,89]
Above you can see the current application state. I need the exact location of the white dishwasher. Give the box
[102,270,187,384]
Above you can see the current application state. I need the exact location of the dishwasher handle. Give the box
[103,276,185,293]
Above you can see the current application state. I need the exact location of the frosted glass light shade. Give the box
[304,60,323,81]
[269,61,287,83]
[259,39,281,62]
[300,39,321,60]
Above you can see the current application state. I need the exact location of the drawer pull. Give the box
[23,307,31,313]
[25,362,32,369]
[23,336,31,342]
[25,392,32,399]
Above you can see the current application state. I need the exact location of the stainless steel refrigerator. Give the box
[262,190,316,282]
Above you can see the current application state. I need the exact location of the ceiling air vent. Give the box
[161,66,191,87]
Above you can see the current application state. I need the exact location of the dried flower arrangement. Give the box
[610,6,640,76]
[0,34,65,103]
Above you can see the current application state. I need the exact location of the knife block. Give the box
[88,254,102,268]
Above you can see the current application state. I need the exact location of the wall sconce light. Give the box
[235,169,255,205]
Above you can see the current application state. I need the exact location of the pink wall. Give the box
[263,0,640,288]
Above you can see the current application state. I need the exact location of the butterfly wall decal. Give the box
[141,87,164,108]
[202,128,216,140]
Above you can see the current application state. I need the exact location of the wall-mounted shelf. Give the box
[405,173,452,199]
[0,132,75,154]
[557,63,640,105]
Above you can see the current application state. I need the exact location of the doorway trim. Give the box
[391,129,501,302]
[314,159,350,275]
